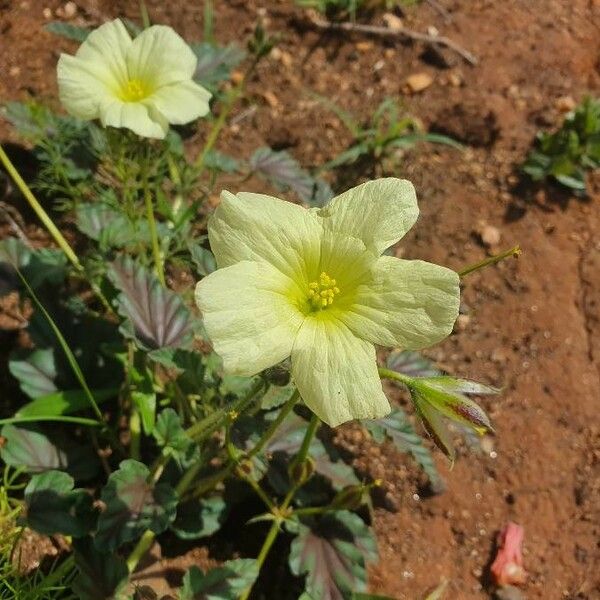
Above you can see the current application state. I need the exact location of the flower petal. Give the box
[195,260,305,376]
[99,100,167,139]
[147,80,211,125]
[208,191,323,286]
[57,19,132,120]
[73,19,131,88]
[291,316,390,427]
[319,178,418,255]
[57,54,114,120]
[339,256,460,350]
[126,25,197,87]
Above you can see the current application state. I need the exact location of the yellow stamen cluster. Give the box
[308,272,340,310]
[121,79,148,102]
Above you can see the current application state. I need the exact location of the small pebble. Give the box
[480,224,501,247]
[405,72,433,93]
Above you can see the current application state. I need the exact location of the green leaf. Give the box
[248,147,329,204]
[171,495,227,541]
[72,537,129,600]
[192,42,246,91]
[386,350,440,379]
[1,424,67,472]
[260,382,295,410]
[23,470,93,537]
[108,256,193,350]
[179,559,259,600]
[365,408,444,493]
[203,150,240,173]
[76,203,136,249]
[16,388,117,418]
[289,511,378,600]
[264,413,359,490]
[188,242,217,277]
[0,425,99,480]
[45,21,90,42]
[9,348,57,398]
[95,459,178,551]
[153,409,192,457]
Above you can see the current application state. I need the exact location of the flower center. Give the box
[120,79,149,102]
[307,272,340,311]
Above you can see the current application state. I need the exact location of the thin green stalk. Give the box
[0,415,100,427]
[143,174,165,286]
[15,269,103,423]
[294,411,320,466]
[0,144,82,272]
[126,382,263,573]
[378,367,412,386]
[458,245,521,278]
[195,57,260,173]
[185,378,264,441]
[239,410,321,600]
[248,389,299,458]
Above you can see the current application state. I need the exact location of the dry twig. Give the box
[305,13,478,66]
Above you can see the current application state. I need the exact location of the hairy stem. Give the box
[458,245,521,278]
[0,144,82,272]
[239,410,321,600]
[143,170,165,286]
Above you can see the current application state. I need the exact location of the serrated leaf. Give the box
[203,150,240,173]
[95,459,178,551]
[0,425,99,480]
[249,147,325,203]
[188,243,217,277]
[153,409,192,456]
[386,350,440,378]
[72,537,129,600]
[76,203,135,249]
[193,42,246,90]
[179,559,258,600]
[108,256,193,350]
[170,495,227,541]
[289,511,378,600]
[9,348,57,398]
[45,21,90,42]
[25,304,123,392]
[0,238,67,290]
[365,409,443,493]
[266,413,359,491]
[24,470,93,537]
[1,424,67,472]
[261,382,295,410]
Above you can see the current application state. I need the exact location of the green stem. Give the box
[458,245,521,278]
[248,389,299,458]
[0,144,82,272]
[294,411,320,466]
[15,268,104,423]
[143,172,165,286]
[378,367,412,386]
[126,381,263,573]
[239,410,321,600]
[185,378,264,441]
[195,57,259,173]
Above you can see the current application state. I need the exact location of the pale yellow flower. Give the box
[195,179,460,426]
[57,19,211,139]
